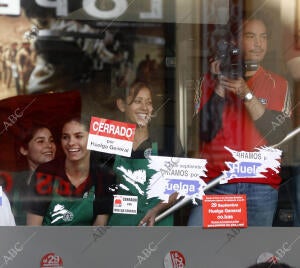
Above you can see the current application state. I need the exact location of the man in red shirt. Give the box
[188,16,292,226]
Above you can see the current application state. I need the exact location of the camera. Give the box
[215,39,259,79]
[216,39,244,79]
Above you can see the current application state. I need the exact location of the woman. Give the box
[10,124,56,225]
[26,117,115,226]
[106,81,184,226]
[19,125,57,173]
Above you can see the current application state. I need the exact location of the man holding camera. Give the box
[188,17,292,226]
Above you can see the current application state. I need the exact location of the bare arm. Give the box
[93,214,109,226]
[138,192,178,226]
[211,59,265,121]
[219,76,265,120]
[219,76,292,143]
[27,212,43,226]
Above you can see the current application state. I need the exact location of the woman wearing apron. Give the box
[26,117,115,226]
[106,81,184,226]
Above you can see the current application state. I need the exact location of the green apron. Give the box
[108,143,173,226]
[43,179,95,226]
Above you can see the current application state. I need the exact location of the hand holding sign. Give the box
[146,156,208,204]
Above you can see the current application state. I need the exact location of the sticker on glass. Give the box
[113,194,137,214]
[40,252,63,268]
[164,250,186,268]
[147,156,207,204]
[220,146,282,184]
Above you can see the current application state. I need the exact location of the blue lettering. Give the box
[164,179,200,196]
[225,162,262,178]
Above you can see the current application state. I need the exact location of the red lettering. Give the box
[36,172,53,194]
[56,177,71,195]
[103,123,109,133]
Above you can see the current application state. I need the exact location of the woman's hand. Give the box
[138,192,178,226]
[138,208,158,226]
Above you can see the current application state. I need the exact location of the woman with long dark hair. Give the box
[104,81,184,226]
[26,117,115,226]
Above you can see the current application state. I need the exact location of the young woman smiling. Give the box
[104,81,184,226]
[26,117,115,226]
[8,125,56,225]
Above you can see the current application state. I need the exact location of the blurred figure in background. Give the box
[16,41,35,94]
[3,42,18,90]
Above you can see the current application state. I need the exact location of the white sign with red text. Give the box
[113,194,138,214]
[87,117,136,157]
[202,194,247,228]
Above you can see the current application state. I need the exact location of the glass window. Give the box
[0,0,299,229]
